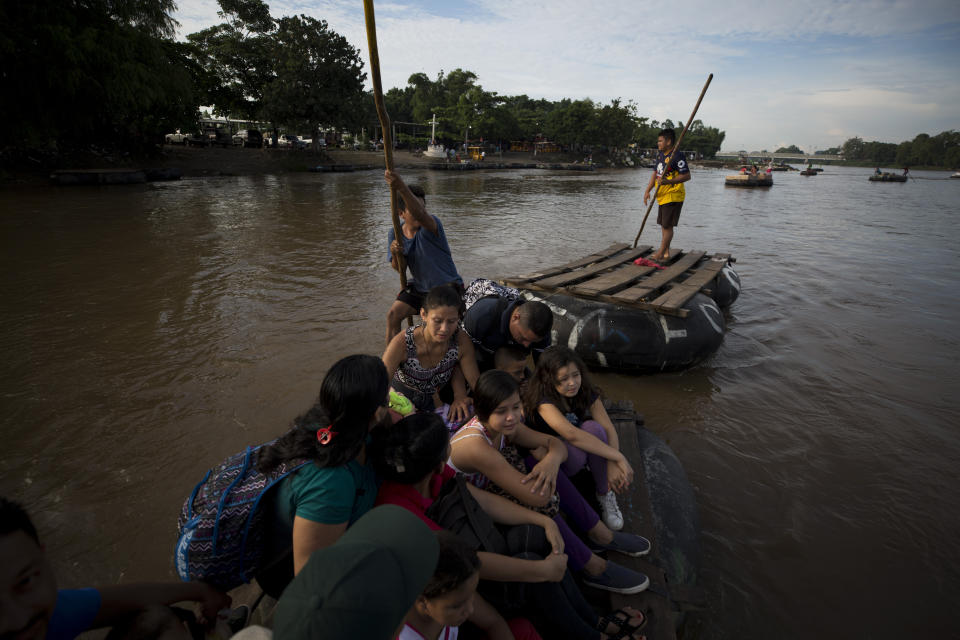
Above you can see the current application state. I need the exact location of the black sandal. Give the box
[596,607,648,636]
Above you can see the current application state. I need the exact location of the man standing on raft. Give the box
[643,128,691,262]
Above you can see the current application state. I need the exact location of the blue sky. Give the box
[173,0,960,152]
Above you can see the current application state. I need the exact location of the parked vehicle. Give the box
[232,129,264,148]
[165,129,190,145]
[277,134,307,149]
[186,131,209,147]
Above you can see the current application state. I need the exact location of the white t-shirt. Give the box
[397,623,459,640]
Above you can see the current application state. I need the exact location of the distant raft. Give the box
[724,173,773,187]
[869,173,908,182]
[501,243,740,373]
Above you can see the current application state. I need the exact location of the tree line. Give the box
[0,0,725,158]
[840,132,960,168]
[384,70,725,156]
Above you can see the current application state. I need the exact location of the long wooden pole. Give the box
[633,73,713,248]
[363,0,406,289]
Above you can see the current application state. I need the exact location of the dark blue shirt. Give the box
[462,297,551,370]
[47,588,101,639]
[387,216,462,294]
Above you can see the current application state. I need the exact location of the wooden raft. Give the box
[501,243,734,318]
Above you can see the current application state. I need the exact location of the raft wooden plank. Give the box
[607,402,677,640]
[650,257,726,312]
[611,251,706,303]
[534,247,650,289]
[505,243,629,285]
[567,246,657,296]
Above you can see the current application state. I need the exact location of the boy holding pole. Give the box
[642,128,691,262]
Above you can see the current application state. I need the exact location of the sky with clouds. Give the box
[173,0,960,152]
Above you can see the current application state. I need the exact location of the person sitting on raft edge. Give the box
[462,295,553,372]
[385,169,464,348]
[0,497,231,640]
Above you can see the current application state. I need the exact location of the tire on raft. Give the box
[636,424,700,603]
[712,262,741,309]
[522,290,726,373]
[605,403,703,636]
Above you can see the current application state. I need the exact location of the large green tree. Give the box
[0,0,197,151]
[260,14,367,144]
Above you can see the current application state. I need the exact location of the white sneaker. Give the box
[597,492,624,530]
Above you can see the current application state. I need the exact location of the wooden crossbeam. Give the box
[569,246,657,296]
[611,251,705,303]
[650,256,726,311]
[505,243,629,285]
[534,247,650,289]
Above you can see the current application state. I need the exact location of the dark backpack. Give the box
[174,444,309,590]
[425,475,508,555]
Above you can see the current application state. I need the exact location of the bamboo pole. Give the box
[634,73,713,248]
[363,0,406,288]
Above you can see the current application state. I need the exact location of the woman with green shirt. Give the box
[254,354,390,596]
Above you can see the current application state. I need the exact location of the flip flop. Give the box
[597,607,648,635]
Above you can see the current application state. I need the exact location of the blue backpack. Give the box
[175,444,309,590]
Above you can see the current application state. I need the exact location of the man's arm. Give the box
[93,582,231,629]
[642,170,659,206]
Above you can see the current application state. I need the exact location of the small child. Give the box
[398,530,479,640]
[494,345,532,394]
[523,346,633,531]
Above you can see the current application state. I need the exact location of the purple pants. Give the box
[527,455,601,572]
[561,420,609,495]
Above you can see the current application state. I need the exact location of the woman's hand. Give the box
[608,456,634,494]
[448,396,472,424]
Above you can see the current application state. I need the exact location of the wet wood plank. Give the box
[534,247,650,289]
[610,251,705,304]
[568,246,656,296]
[506,243,629,285]
[650,256,727,311]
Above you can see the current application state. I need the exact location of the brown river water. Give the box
[2,166,959,638]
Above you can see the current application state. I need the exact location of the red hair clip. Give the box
[316,425,338,445]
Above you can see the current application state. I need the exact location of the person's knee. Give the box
[582,420,608,443]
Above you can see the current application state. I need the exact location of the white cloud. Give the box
[172,0,960,150]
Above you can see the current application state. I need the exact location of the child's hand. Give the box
[539,553,568,582]
[541,518,565,555]
[521,459,558,497]
[384,169,402,188]
[608,457,634,494]
[390,239,401,256]
[195,583,232,628]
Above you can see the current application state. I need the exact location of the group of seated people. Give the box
[2,285,652,640]
[1,173,652,640]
